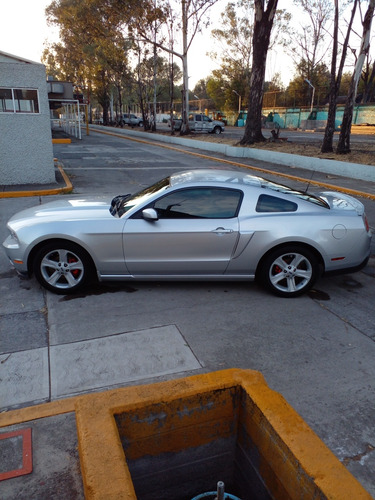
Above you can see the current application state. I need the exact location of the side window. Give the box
[256,194,298,213]
[0,88,39,113]
[195,115,201,121]
[153,188,242,219]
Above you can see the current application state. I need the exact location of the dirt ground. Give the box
[189,131,375,167]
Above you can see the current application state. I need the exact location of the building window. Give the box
[0,88,14,112]
[0,88,39,114]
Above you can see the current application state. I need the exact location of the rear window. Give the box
[256,194,297,213]
[260,179,329,208]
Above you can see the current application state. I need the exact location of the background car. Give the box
[119,113,143,127]
[3,169,371,297]
[172,113,225,134]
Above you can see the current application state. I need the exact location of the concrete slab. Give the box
[50,325,201,398]
[0,276,44,315]
[0,311,48,354]
[0,348,49,409]
[0,413,84,499]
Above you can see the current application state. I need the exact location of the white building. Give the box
[0,51,55,185]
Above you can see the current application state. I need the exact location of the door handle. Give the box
[212,227,233,235]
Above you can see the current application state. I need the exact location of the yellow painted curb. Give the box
[52,138,72,144]
[93,128,375,201]
[1,370,371,499]
[0,162,73,198]
[0,398,76,427]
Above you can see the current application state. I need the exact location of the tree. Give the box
[337,0,375,154]
[193,78,209,99]
[209,0,290,116]
[134,52,182,129]
[359,41,375,102]
[321,0,358,153]
[290,0,334,81]
[210,0,254,89]
[285,60,330,108]
[45,0,135,124]
[240,0,279,145]
[132,0,220,134]
[206,72,228,110]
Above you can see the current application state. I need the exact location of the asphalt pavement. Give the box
[1,126,375,499]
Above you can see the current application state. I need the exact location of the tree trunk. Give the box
[321,0,358,152]
[322,0,358,152]
[362,62,375,102]
[169,51,175,136]
[321,0,339,153]
[240,0,278,145]
[337,0,375,154]
[180,0,190,135]
[180,53,190,135]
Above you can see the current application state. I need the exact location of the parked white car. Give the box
[172,113,225,134]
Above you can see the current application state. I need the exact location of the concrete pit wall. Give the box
[76,369,372,500]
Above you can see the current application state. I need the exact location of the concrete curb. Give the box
[90,125,375,183]
[0,162,73,198]
[52,138,72,144]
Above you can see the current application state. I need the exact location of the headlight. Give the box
[5,227,20,248]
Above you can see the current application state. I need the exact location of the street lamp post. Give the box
[232,90,241,114]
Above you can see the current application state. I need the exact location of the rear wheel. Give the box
[33,241,94,294]
[258,246,319,297]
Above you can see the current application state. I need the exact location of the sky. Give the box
[0,0,295,88]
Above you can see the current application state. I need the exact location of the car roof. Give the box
[170,169,263,188]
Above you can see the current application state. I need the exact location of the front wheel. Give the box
[33,241,95,294]
[258,246,319,298]
[213,126,222,135]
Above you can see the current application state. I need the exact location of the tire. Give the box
[213,126,222,134]
[258,246,318,298]
[138,121,143,127]
[33,241,94,294]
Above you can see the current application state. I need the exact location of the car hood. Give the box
[317,191,365,214]
[7,197,113,228]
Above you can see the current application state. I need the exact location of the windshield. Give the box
[260,179,330,208]
[110,177,170,217]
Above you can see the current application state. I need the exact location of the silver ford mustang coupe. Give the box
[3,169,372,297]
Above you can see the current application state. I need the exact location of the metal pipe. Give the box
[216,481,225,500]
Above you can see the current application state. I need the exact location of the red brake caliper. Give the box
[68,255,80,278]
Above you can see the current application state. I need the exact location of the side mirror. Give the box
[142,208,159,221]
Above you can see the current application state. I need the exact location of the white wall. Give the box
[0,57,55,185]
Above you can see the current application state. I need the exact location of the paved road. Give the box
[1,129,375,497]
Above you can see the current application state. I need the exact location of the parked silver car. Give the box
[3,169,371,297]
[120,113,143,127]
